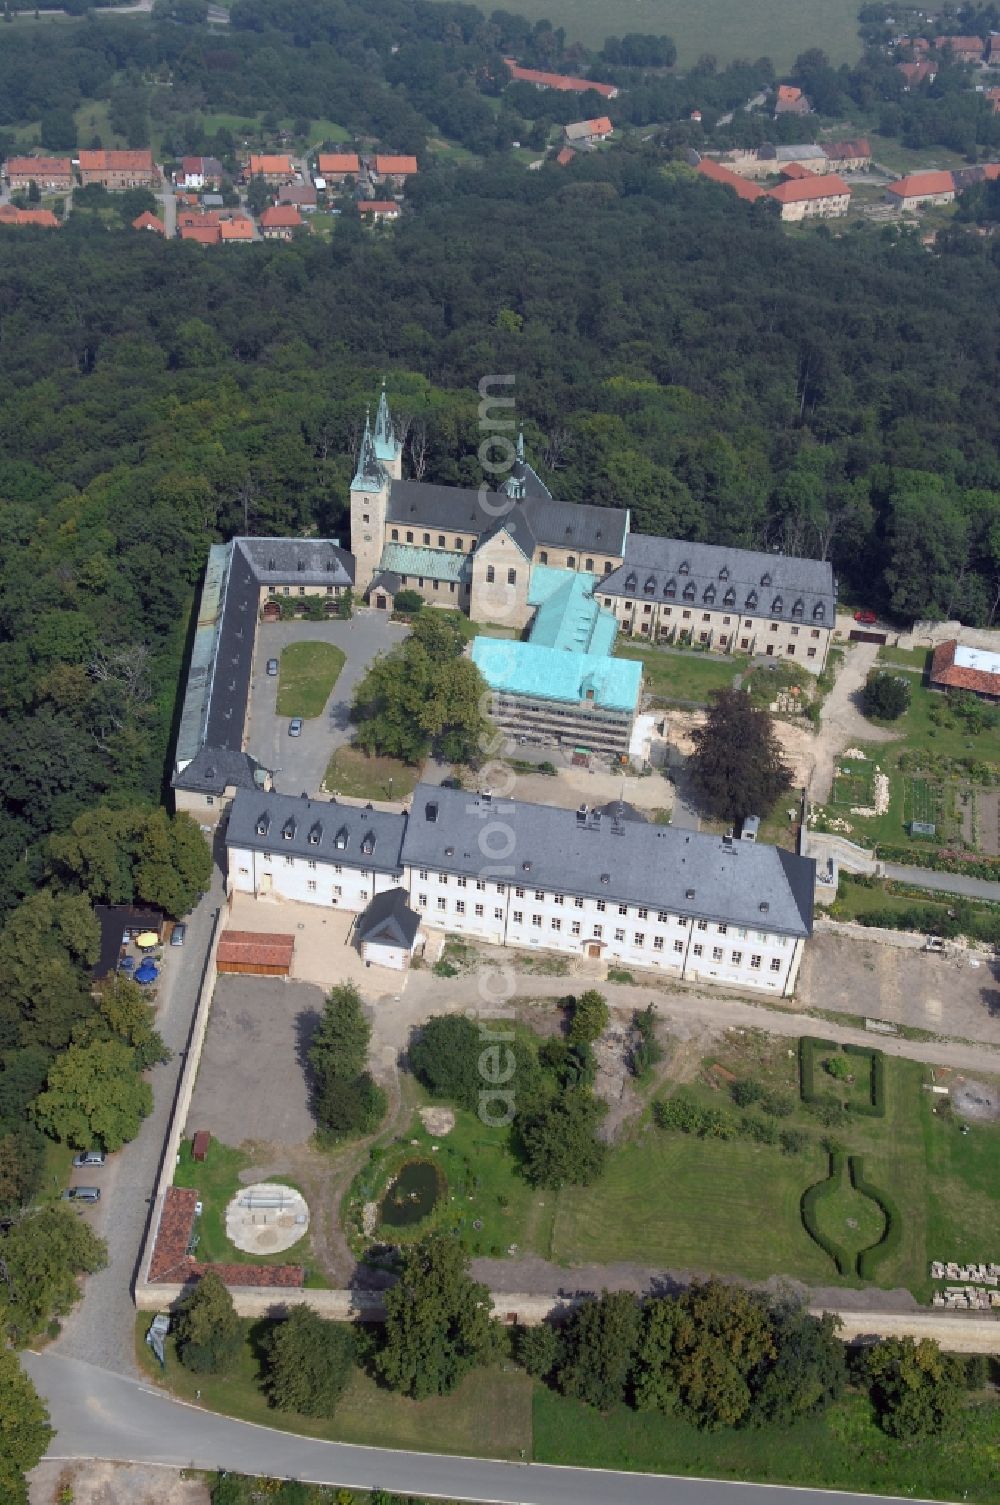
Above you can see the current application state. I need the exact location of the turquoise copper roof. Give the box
[379,542,471,582]
[373,381,399,464]
[471,637,641,712]
[527,565,618,656]
[352,412,388,492]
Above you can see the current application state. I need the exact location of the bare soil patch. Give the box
[951,1076,1000,1123]
[30,1461,209,1505]
[418,1105,455,1136]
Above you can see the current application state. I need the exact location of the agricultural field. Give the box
[429,0,863,69]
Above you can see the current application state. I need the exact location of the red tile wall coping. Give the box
[148,1185,304,1287]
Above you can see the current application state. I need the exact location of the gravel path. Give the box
[810,643,897,802]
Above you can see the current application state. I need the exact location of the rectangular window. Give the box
[654,935,664,951]
[672,938,683,953]
[406,531,413,543]
[787,645,795,656]
[423,532,430,545]
[440,874,448,886]
[791,626,799,636]
[419,868,428,880]
[553,894,564,906]
[475,904,484,918]
[693,944,703,958]
[507,568,516,585]
[731,950,742,965]
[618,904,628,916]
[615,928,626,942]
[807,647,817,658]
[515,886,525,898]
[496,883,506,894]
[418,893,427,908]
[712,946,724,962]
[571,921,581,936]
[494,907,504,921]
[457,877,467,888]
[658,911,669,923]
[592,924,603,939]
[513,910,523,924]
[391,528,399,540]
[438,535,445,547]
[333,885,342,897]
[702,613,710,622]
[751,954,762,970]
[596,899,606,912]
[455,538,463,550]
[811,628,821,638]
[284,856,293,867]
[634,933,645,948]
[697,919,708,932]
[677,917,688,928]
[476,880,486,891]
[717,924,727,936]
[574,897,584,909]
[532,913,542,928]
[308,860,317,870]
[540,550,548,564]
[637,907,648,920]
[683,610,691,620]
[307,880,317,892]
[771,957,782,973]
[770,622,779,632]
[455,900,465,915]
[534,889,545,901]
[437,898,447,912]
[551,917,562,932]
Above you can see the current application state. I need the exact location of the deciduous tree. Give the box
[263,1304,355,1415]
[32,1038,153,1152]
[687,689,792,824]
[373,1236,500,1399]
[175,1272,242,1375]
[0,1348,53,1505]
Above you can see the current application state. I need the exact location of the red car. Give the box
[853,609,878,625]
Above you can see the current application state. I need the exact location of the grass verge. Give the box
[614,642,747,704]
[322,744,420,801]
[275,640,345,718]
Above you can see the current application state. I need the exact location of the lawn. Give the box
[73,99,128,151]
[136,1318,532,1460]
[275,640,345,718]
[614,642,747,704]
[427,0,863,68]
[173,1139,318,1277]
[322,744,421,801]
[533,1387,1000,1503]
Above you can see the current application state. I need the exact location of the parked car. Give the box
[854,609,878,625]
[266,658,279,676]
[62,1186,101,1203]
[73,1150,106,1168]
[170,923,187,947]
[288,718,303,737]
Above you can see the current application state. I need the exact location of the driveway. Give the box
[50,859,227,1378]
[245,611,408,798]
[810,643,897,802]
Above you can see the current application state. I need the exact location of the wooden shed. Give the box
[217,930,294,977]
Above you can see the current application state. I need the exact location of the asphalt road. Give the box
[25,1350,938,1505]
[50,860,226,1377]
[245,611,408,797]
[882,862,1000,904]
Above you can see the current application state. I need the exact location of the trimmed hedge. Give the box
[850,1155,902,1280]
[798,1036,839,1104]
[841,1043,886,1119]
[800,1151,852,1277]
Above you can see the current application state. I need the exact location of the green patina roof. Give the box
[528,564,619,657]
[471,637,641,712]
[352,411,389,492]
[373,381,399,464]
[379,542,471,582]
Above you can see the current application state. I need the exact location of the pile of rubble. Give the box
[930,1261,1000,1309]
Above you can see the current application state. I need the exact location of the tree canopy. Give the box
[263,1304,356,1416]
[0,1349,53,1505]
[175,1271,243,1375]
[687,689,793,823]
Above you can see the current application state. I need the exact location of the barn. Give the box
[217,931,295,977]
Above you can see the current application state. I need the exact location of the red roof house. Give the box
[503,58,618,98]
[898,60,937,86]
[217,931,294,975]
[78,149,157,188]
[316,152,361,178]
[4,155,73,190]
[358,200,400,220]
[780,161,816,180]
[259,203,303,238]
[696,157,765,203]
[885,170,955,208]
[0,205,59,227]
[180,222,222,246]
[930,640,1000,699]
[132,210,165,234]
[373,154,418,178]
[767,173,850,219]
[775,84,811,116]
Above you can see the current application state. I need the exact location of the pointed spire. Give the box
[352,404,387,491]
[373,377,397,463]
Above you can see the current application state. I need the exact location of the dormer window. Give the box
[746,590,758,609]
[703,584,716,604]
[724,587,736,606]
[644,575,656,594]
[683,581,696,601]
[760,572,771,587]
[792,597,804,618]
[267,556,276,571]
[296,559,305,572]
[256,813,270,836]
[361,832,376,856]
[772,595,783,614]
[719,566,729,581]
[335,826,349,850]
[813,602,825,621]
[678,560,690,575]
[325,558,334,572]
[308,822,322,845]
[664,578,676,598]
[624,572,638,592]
[282,819,296,841]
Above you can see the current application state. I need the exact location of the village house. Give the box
[898,60,937,87]
[555,146,576,166]
[78,149,158,189]
[4,155,73,192]
[886,170,955,210]
[988,34,1000,64]
[180,222,221,246]
[220,216,255,243]
[823,138,871,171]
[372,154,419,186]
[775,84,811,116]
[0,206,58,227]
[937,34,985,63]
[721,144,828,178]
[176,155,224,190]
[929,641,1000,701]
[563,116,614,146]
[357,200,400,221]
[259,204,303,239]
[226,784,816,997]
[245,153,294,185]
[132,210,166,235]
[696,157,766,201]
[315,151,360,183]
[503,57,618,98]
[767,173,851,221]
[277,183,318,211]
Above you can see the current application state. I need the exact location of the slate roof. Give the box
[358,887,421,948]
[402,785,815,937]
[227,790,407,874]
[598,534,835,628]
[173,745,266,796]
[386,484,627,556]
[387,480,499,535]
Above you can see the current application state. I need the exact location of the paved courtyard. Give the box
[245,609,408,796]
[227,889,409,996]
[797,929,1000,1043]
[186,974,325,1147]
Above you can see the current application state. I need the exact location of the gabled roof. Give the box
[0,206,59,227]
[377,542,471,583]
[172,745,266,796]
[358,200,400,215]
[776,85,802,103]
[374,154,418,175]
[886,170,954,197]
[217,931,295,969]
[897,60,936,82]
[386,482,628,556]
[503,59,618,98]
[556,146,576,166]
[565,116,613,140]
[402,784,815,937]
[768,173,849,203]
[477,507,536,560]
[78,149,154,171]
[180,223,221,245]
[696,158,765,202]
[248,153,292,175]
[220,217,254,241]
[227,790,407,873]
[317,152,360,174]
[471,637,641,713]
[824,138,870,160]
[260,204,303,228]
[358,887,420,949]
[5,155,72,176]
[132,210,165,233]
[780,161,816,180]
[930,640,1000,695]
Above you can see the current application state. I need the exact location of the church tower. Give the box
[373,378,403,481]
[350,408,390,593]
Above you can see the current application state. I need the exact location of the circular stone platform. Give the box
[225,1182,310,1254]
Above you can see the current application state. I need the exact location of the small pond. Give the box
[379,1159,442,1228]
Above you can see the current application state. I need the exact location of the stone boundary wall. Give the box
[134,905,224,1302]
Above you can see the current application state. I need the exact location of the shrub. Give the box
[730,1078,766,1107]
[761,1091,794,1118]
[825,1055,851,1081]
[800,1152,852,1276]
[779,1128,807,1155]
[393,589,423,615]
[862,671,910,721]
[740,1114,779,1145]
[851,1156,901,1279]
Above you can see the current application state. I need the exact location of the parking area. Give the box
[798,930,1000,1043]
[245,610,408,796]
[186,974,324,1147]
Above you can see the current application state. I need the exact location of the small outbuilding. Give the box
[357,887,421,970]
[217,930,295,976]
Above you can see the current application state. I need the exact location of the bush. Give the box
[567,989,609,1046]
[801,1152,852,1276]
[630,1004,663,1075]
[779,1128,807,1155]
[740,1114,780,1145]
[862,671,910,721]
[761,1091,794,1118]
[851,1156,902,1279]
[825,1055,851,1081]
[730,1078,766,1107]
[393,589,423,614]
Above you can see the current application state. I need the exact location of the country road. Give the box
[24,1350,962,1505]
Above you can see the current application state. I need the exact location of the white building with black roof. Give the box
[226,784,815,996]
